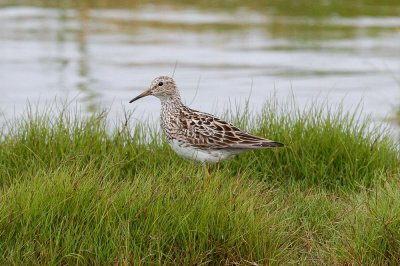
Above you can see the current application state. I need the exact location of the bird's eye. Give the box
[158,81,163,86]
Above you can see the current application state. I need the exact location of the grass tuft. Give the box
[0,98,399,264]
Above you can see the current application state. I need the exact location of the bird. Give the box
[129,76,283,164]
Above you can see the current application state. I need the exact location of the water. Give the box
[0,1,399,135]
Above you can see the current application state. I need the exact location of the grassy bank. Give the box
[0,100,399,265]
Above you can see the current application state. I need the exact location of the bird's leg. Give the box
[215,162,221,173]
[203,163,211,181]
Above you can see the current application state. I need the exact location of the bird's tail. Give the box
[257,140,284,148]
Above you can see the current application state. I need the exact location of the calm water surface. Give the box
[0,1,399,134]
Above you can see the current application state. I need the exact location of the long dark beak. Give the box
[129,89,151,103]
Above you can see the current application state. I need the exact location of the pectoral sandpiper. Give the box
[129,76,283,163]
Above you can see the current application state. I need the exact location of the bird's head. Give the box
[129,76,178,103]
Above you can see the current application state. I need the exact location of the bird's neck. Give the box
[160,94,185,116]
[160,93,183,107]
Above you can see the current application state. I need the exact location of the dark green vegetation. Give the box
[3,0,400,17]
[0,100,399,265]
[3,0,400,42]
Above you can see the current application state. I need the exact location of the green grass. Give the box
[0,99,399,265]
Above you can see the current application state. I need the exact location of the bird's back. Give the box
[162,104,283,151]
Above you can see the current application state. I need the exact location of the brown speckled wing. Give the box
[177,107,283,150]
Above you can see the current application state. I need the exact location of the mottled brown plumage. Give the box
[130,76,283,163]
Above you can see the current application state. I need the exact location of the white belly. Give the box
[168,140,233,163]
